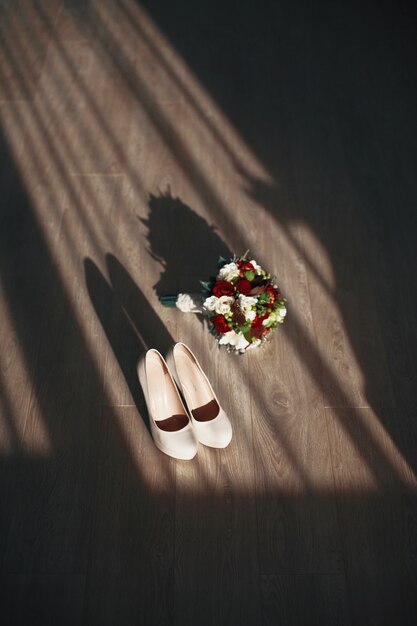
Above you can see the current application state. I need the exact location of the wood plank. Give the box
[326,407,417,491]
[0,572,85,626]
[327,407,417,625]
[261,573,351,626]
[0,453,16,572]
[253,395,342,575]
[0,0,61,102]
[244,181,342,574]
[36,37,132,176]
[173,314,260,625]
[85,405,176,625]
[82,574,171,626]
[2,399,97,575]
[287,109,395,410]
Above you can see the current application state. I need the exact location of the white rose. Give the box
[238,294,257,311]
[234,334,250,351]
[219,330,249,351]
[245,309,256,322]
[215,296,233,314]
[203,295,218,312]
[250,259,262,272]
[217,262,239,282]
[277,306,287,319]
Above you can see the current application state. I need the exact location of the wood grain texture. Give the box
[0,573,85,626]
[84,406,176,626]
[326,407,417,625]
[173,323,260,626]
[251,360,342,575]
[261,573,351,626]
[1,0,417,624]
[0,0,61,102]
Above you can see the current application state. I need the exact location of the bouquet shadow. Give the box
[142,190,232,299]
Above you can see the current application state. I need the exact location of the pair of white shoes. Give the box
[137,342,232,460]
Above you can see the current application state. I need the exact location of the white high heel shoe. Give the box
[166,343,232,449]
[137,349,198,460]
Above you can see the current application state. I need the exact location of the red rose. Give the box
[236,278,252,295]
[265,285,278,307]
[212,281,235,297]
[252,313,269,327]
[237,260,255,275]
[211,314,230,334]
[250,314,269,338]
[250,326,265,339]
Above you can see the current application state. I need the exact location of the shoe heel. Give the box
[137,356,149,407]
[165,348,181,390]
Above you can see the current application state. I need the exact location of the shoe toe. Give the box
[157,426,198,460]
[194,409,232,449]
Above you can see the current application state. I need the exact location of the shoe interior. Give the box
[191,400,219,422]
[175,346,220,422]
[146,351,189,431]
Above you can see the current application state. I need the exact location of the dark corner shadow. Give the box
[141,189,232,298]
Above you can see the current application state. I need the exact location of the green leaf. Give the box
[200,280,213,292]
[244,270,255,281]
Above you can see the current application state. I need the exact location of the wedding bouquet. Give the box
[161,254,287,354]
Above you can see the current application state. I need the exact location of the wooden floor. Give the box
[1,0,417,624]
